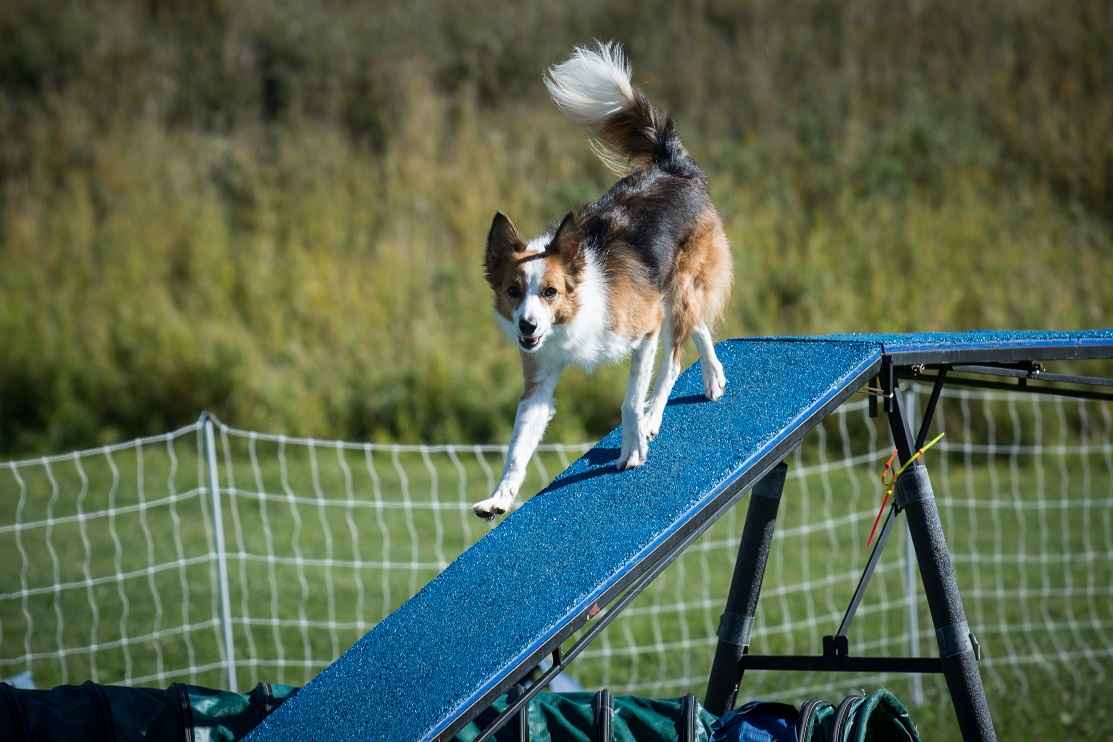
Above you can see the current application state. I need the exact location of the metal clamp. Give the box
[936,620,980,660]
[893,465,934,508]
[716,611,755,648]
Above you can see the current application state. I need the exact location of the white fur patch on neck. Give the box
[543,249,633,370]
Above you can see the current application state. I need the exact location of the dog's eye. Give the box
[507,285,522,298]
[542,287,558,299]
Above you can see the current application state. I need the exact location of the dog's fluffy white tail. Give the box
[545,42,687,177]
[544,42,635,127]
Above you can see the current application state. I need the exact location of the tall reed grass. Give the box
[1,0,1110,451]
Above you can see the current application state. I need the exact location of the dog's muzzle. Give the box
[518,317,541,350]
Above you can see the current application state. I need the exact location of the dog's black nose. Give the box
[518,317,537,335]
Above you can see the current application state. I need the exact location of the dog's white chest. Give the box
[551,323,636,370]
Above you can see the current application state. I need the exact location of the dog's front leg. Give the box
[473,359,563,519]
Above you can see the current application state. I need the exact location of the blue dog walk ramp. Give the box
[246,330,1113,742]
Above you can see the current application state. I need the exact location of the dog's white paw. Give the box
[618,427,649,471]
[702,361,727,401]
[617,446,647,471]
[472,485,516,520]
[645,407,664,440]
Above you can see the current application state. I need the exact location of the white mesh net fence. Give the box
[2,388,1110,716]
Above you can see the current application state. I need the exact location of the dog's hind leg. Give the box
[617,332,659,471]
[692,323,726,400]
[644,319,683,441]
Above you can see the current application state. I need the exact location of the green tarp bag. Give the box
[709,689,919,742]
[797,690,919,742]
[1,681,916,742]
[0,680,297,741]
[454,691,719,742]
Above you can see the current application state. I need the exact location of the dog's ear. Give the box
[547,211,583,269]
[485,212,525,280]
[486,211,525,258]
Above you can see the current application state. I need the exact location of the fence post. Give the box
[202,411,238,691]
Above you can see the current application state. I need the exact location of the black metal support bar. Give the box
[592,690,613,742]
[902,371,1113,403]
[738,653,942,674]
[834,504,898,639]
[475,654,558,741]
[1027,370,1113,388]
[680,694,697,742]
[950,362,1043,377]
[704,463,788,716]
[881,356,896,413]
[887,384,997,742]
[834,370,946,642]
[915,367,948,450]
[505,685,528,742]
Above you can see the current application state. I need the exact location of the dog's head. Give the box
[484,211,584,353]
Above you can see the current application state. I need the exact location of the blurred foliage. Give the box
[0,0,1111,452]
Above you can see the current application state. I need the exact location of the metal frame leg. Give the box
[702,370,996,738]
[888,387,997,741]
[703,463,788,716]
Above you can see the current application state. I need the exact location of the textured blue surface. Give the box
[246,330,1112,742]
[246,338,881,742]
[817,328,1113,356]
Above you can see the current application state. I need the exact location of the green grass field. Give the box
[3,399,1112,740]
[2,0,1112,454]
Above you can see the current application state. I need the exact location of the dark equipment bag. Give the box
[0,680,296,742]
[1,680,916,742]
[710,689,919,742]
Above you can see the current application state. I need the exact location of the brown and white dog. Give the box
[473,42,733,519]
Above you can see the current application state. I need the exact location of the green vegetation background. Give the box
[2,0,1111,453]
